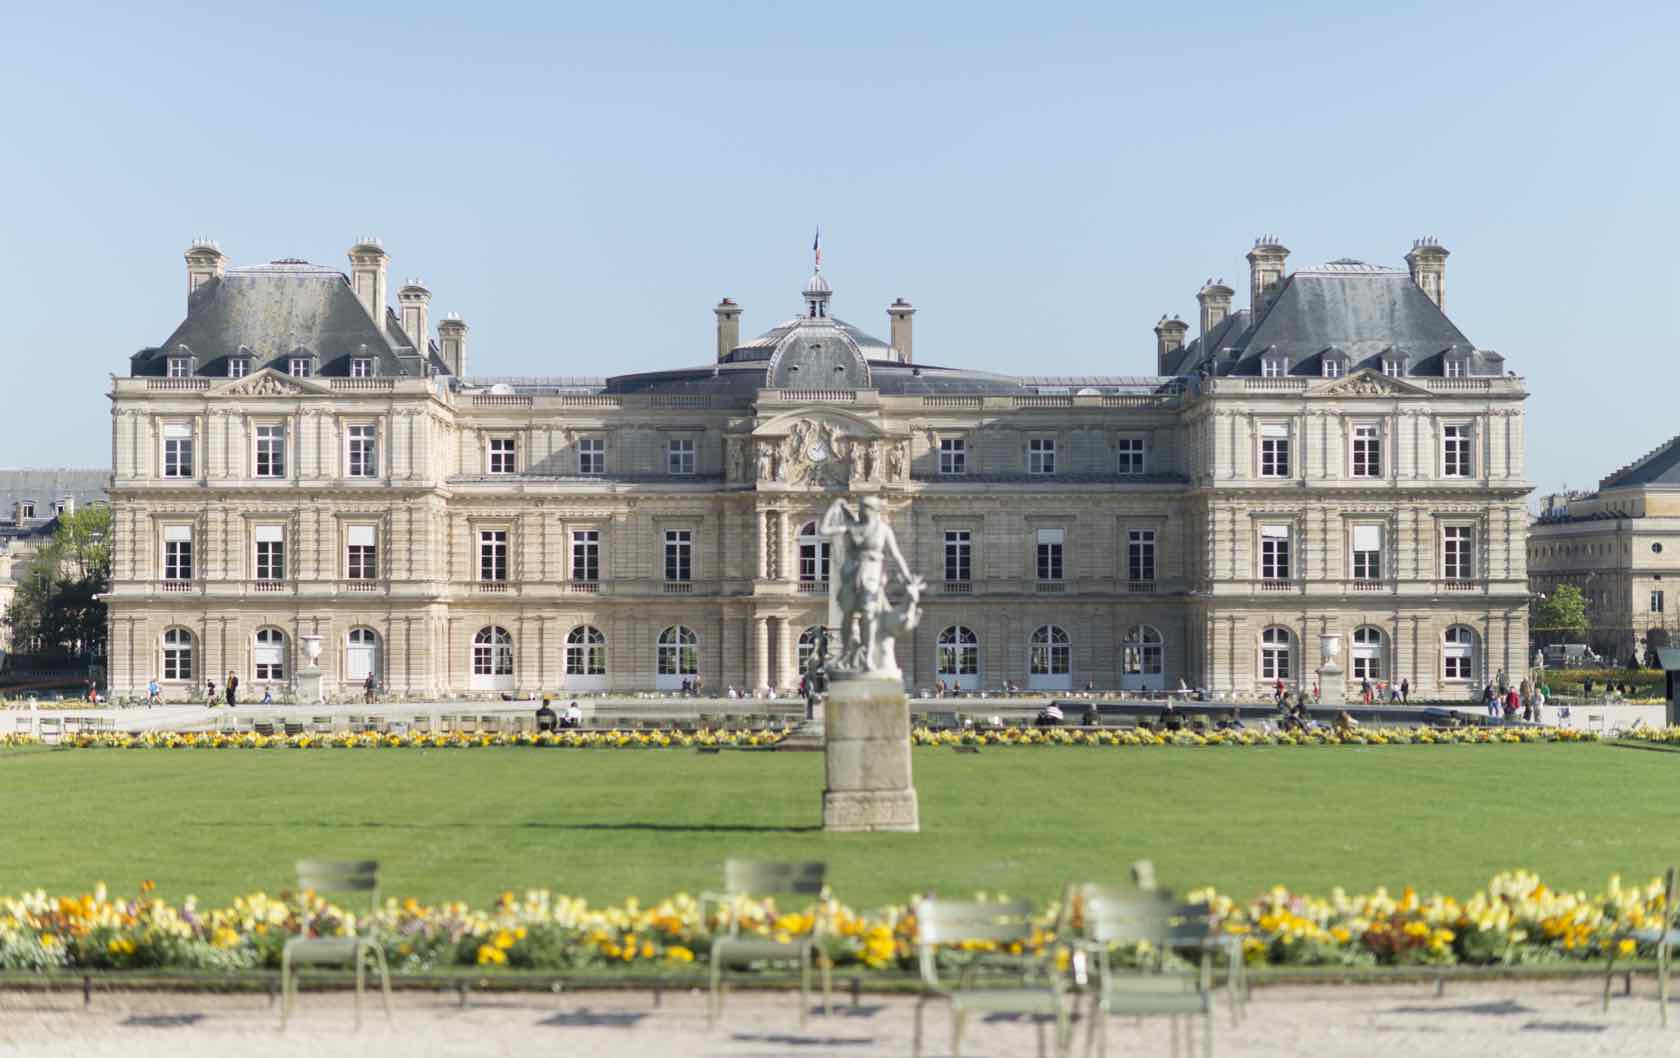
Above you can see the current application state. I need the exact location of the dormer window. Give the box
[288,358,312,378]
[1323,358,1342,379]
[350,357,375,378]
[227,358,249,378]
[1382,358,1404,377]
[1443,357,1465,378]
[167,357,191,378]
[1260,354,1288,378]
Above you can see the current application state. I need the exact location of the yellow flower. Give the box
[107,937,136,956]
[476,943,508,965]
[665,945,695,963]
[211,927,241,949]
[493,929,518,950]
[1619,937,1637,956]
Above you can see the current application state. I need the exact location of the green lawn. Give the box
[3,743,1676,909]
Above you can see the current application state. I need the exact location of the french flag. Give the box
[813,227,821,268]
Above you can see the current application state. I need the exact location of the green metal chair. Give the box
[1113,859,1246,1025]
[913,898,1071,1058]
[704,860,831,1028]
[279,860,392,1030]
[1072,887,1215,1058]
[1603,865,1680,1025]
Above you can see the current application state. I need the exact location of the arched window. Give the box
[1121,625,1164,690]
[566,625,606,676]
[656,625,698,690]
[345,627,380,683]
[797,626,828,674]
[253,627,286,681]
[1260,626,1292,680]
[936,625,979,689]
[1029,624,1071,690]
[1351,626,1385,680]
[798,521,830,586]
[161,627,194,681]
[473,626,514,678]
[1443,625,1478,681]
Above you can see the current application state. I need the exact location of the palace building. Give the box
[104,235,1531,700]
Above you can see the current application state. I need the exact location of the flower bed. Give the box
[0,871,1668,975]
[0,729,787,751]
[912,725,1603,747]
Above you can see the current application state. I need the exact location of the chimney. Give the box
[398,279,432,357]
[887,298,916,364]
[714,298,741,362]
[347,237,390,329]
[438,314,469,376]
[184,239,227,302]
[1196,279,1234,341]
[1406,236,1449,310]
[1154,315,1189,374]
[1246,236,1289,317]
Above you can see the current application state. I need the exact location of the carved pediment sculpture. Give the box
[215,369,323,398]
[1317,369,1429,398]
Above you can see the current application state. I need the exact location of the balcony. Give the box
[797,580,829,594]
[1257,580,1296,592]
[475,581,511,593]
[1035,581,1067,593]
[663,581,693,594]
[566,580,600,593]
[942,580,973,594]
[160,580,194,593]
[1125,580,1157,594]
[252,580,287,593]
[342,579,380,593]
[1348,579,1390,592]
[1441,580,1479,592]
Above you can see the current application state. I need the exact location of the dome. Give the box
[803,270,832,296]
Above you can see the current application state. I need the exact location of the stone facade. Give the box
[105,237,1531,701]
[1529,436,1680,661]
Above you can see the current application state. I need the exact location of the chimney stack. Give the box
[438,314,469,376]
[1246,236,1289,317]
[398,278,432,357]
[1196,279,1234,341]
[1154,315,1189,374]
[714,298,741,362]
[1405,237,1449,310]
[184,239,227,302]
[347,237,390,330]
[887,298,916,364]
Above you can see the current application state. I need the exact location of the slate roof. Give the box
[1166,262,1500,378]
[131,261,435,378]
[1599,434,1680,490]
[0,469,108,547]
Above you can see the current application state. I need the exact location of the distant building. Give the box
[104,235,1529,699]
[1529,437,1680,662]
[0,470,109,653]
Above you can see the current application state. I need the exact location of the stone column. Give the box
[753,616,770,694]
[776,615,797,693]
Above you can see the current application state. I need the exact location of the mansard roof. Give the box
[130,261,436,378]
[1168,263,1500,379]
[1600,434,1680,491]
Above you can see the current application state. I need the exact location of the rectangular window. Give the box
[578,437,605,476]
[19,502,34,519]
[1352,424,1382,478]
[1260,525,1291,580]
[1116,437,1146,475]
[939,438,966,476]
[1260,423,1290,477]
[479,529,508,582]
[664,529,692,582]
[254,524,285,581]
[1028,437,1056,476]
[1382,359,1402,377]
[1261,358,1285,378]
[1445,358,1465,378]
[1128,529,1156,582]
[1443,424,1472,478]
[254,424,285,478]
[162,423,193,478]
[944,530,972,582]
[667,439,695,476]
[1323,358,1343,379]
[227,359,248,378]
[1035,527,1064,581]
[346,424,377,478]
[167,358,190,378]
[163,524,193,580]
[1351,524,1382,580]
[1443,525,1474,580]
[346,524,378,580]
[487,438,516,475]
[350,357,374,378]
[1653,590,1665,614]
[571,529,600,581]
[288,358,311,378]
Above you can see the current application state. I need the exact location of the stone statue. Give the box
[820,495,925,678]
[885,441,905,481]
[756,442,775,482]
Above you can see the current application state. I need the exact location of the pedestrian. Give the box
[535,698,558,732]
[260,687,273,704]
[1400,677,1410,704]
[1504,687,1520,724]
[564,700,583,728]
[205,677,217,706]
[1360,677,1372,705]
[1496,669,1508,697]
[1273,677,1285,705]
[146,678,159,707]
[1484,681,1499,720]
[225,671,238,707]
[1312,679,1321,704]
[363,672,376,705]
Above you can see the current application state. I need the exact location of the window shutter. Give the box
[347,525,376,547]
[1261,423,1287,439]
[254,524,284,543]
[163,524,192,542]
[163,423,191,440]
[1036,528,1065,545]
[1352,524,1382,551]
[1260,524,1290,540]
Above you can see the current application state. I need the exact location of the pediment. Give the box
[751,407,886,439]
[1311,369,1430,398]
[209,368,331,398]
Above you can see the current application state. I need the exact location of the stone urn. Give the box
[300,634,324,669]
[1318,633,1343,672]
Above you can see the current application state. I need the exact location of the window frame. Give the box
[943,529,972,582]
[1351,422,1383,478]
[663,528,693,582]
[287,358,312,378]
[1442,422,1473,478]
[1442,524,1475,581]
[797,521,830,584]
[349,357,375,379]
[565,625,607,676]
[345,523,379,581]
[1127,528,1156,582]
[161,423,194,479]
[166,357,191,378]
[570,528,601,582]
[1443,625,1477,681]
[162,525,194,581]
[227,358,249,379]
[578,436,606,476]
[1027,437,1056,477]
[1259,524,1292,581]
[1350,522,1383,581]
[666,438,696,476]
[253,423,287,479]
[345,423,378,479]
[253,525,285,582]
[936,625,980,678]
[1259,423,1291,478]
[1116,436,1147,476]
[1034,527,1065,582]
[939,437,967,476]
[1029,624,1071,676]
[161,627,195,681]
[487,437,517,475]
[253,627,286,681]
[478,527,510,583]
[1260,626,1292,680]
[473,626,514,677]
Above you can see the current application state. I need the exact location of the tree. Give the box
[1532,584,1588,642]
[3,505,111,661]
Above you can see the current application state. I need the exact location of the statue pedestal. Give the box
[294,666,325,705]
[1317,665,1347,706]
[822,676,918,832]
[776,700,825,752]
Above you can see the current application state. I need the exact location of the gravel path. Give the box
[1,980,1676,1057]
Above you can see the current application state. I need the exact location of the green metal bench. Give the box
[1604,865,1680,1025]
[704,860,831,1029]
[1071,886,1216,1058]
[279,860,392,1030]
[913,898,1070,1058]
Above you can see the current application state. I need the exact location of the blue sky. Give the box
[3,0,1675,497]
